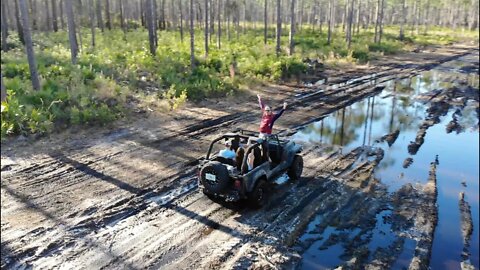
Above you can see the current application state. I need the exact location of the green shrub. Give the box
[352,50,370,63]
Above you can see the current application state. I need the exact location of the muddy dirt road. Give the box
[1,45,479,269]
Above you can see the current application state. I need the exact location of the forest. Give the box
[1,0,478,139]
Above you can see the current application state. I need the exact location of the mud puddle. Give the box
[292,52,479,269]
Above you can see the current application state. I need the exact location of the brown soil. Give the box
[1,44,477,269]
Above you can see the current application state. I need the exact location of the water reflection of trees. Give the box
[296,70,479,147]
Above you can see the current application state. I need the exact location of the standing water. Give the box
[292,52,479,269]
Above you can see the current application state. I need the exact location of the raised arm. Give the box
[271,102,287,124]
[257,94,265,110]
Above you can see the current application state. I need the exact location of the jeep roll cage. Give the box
[205,129,283,174]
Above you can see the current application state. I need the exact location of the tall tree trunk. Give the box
[378,0,384,43]
[45,0,51,31]
[355,0,361,35]
[1,73,6,101]
[1,0,9,51]
[276,0,281,56]
[346,0,354,49]
[19,0,40,90]
[190,0,195,69]
[140,0,146,27]
[14,0,25,45]
[65,0,78,64]
[414,0,420,34]
[88,0,95,47]
[399,0,406,40]
[60,0,65,29]
[51,0,58,31]
[105,0,111,30]
[210,0,215,42]
[153,0,158,46]
[289,0,295,56]
[264,0,267,44]
[204,0,208,57]
[146,0,156,55]
[75,0,83,50]
[342,0,348,32]
[171,0,177,30]
[374,0,380,43]
[120,0,125,32]
[298,0,304,32]
[365,0,371,29]
[29,0,37,30]
[327,0,333,44]
[217,0,221,48]
[423,0,430,34]
[96,0,104,31]
[226,0,230,41]
[180,0,184,42]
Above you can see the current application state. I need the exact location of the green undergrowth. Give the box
[1,25,477,140]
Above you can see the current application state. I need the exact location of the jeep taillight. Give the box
[234,179,242,190]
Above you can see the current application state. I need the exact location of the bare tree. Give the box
[226,0,231,41]
[355,0,361,35]
[96,0,104,31]
[65,0,78,64]
[120,0,126,34]
[346,0,355,49]
[14,0,25,45]
[190,0,195,69]
[88,0,95,47]
[378,0,384,43]
[29,0,38,30]
[19,0,40,90]
[1,73,6,101]
[60,0,65,29]
[1,0,9,51]
[45,0,52,31]
[288,0,295,56]
[276,0,281,56]
[374,0,380,43]
[264,0,267,44]
[399,0,406,40]
[105,0,111,30]
[217,0,221,49]
[204,0,209,57]
[180,0,184,42]
[52,0,58,31]
[327,0,334,44]
[146,0,156,55]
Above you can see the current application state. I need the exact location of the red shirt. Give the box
[258,96,285,134]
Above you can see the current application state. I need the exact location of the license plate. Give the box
[205,173,216,181]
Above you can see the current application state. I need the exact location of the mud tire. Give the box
[248,180,268,208]
[200,161,230,194]
[288,155,303,180]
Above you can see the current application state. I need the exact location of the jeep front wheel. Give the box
[249,180,268,208]
[288,154,303,180]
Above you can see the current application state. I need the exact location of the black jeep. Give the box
[197,130,303,207]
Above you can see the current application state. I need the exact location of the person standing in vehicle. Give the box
[257,94,287,138]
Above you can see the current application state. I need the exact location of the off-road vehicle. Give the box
[197,130,303,207]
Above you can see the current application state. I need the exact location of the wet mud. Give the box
[1,46,479,269]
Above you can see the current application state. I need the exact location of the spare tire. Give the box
[200,161,230,194]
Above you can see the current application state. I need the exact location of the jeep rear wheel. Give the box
[288,155,303,180]
[249,180,268,208]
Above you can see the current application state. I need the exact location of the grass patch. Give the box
[1,25,478,139]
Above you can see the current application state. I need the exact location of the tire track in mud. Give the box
[1,48,476,269]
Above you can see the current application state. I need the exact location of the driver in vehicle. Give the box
[218,139,236,160]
